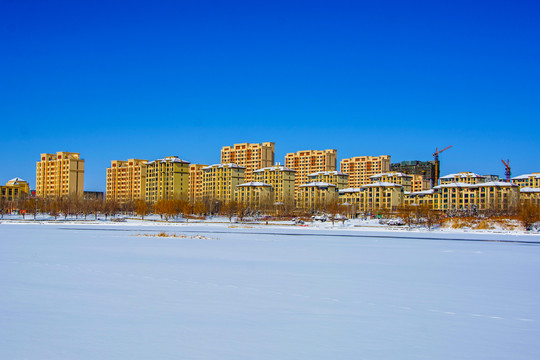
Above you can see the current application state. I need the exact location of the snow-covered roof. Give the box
[236,182,271,187]
[308,171,348,177]
[435,181,517,189]
[362,182,402,188]
[202,163,246,170]
[147,156,190,165]
[520,187,540,193]
[253,166,295,173]
[476,181,517,187]
[434,182,476,189]
[7,177,27,184]
[440,172,484,179]
[339,188,363,194]
[299,182,337,188]
[512,173,540,180]
[408,189,435,196]
[370,172,412,179]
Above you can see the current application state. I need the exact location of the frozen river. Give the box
[1,223,539,359]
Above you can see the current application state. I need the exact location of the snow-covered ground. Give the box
[1,222,539,359]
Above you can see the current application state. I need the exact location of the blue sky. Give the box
[1,0,539,191]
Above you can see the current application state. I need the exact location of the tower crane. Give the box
[433,145,453,187]
[501,159,511,182]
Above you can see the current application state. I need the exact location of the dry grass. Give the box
[442,216,522,231]
[137,232,216,240]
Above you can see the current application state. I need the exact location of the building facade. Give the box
[36,152,84,198]
[106,159,148,202]
[390,160,437,187]
[339,182,404,213]
[202,163,246,202]
[439,172,486,185]
[189,164,208,204]
[252,166,296,204]
[221,142,275,182]
[307,171,349,190]
[370,172,412,191]
[297,182,338,210]
[145,156,190,203]
[512,173,540,188]
[235,182,273,208]
[340,155,391,188]
[285,149,337,192]
[1,178,30,202]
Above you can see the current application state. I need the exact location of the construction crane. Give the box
[433,145,453,187]
[501,159,511,182]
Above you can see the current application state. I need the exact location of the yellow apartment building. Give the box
[252,166,295,204]
[439,172,486,185]
[297,182,338,210]
[519,187,540,206]
[432,181,519,211]
[106,159,147,202]
[339,182,404,214]
[145,156,190,203]
[235,182,273,208]
[340,155,391,188]
[512,173,540,188]
[307,171,349,190]
[202,163,246,203]
[1,178,31,201]
[221,142,275,182]
[404,189,436,207]
[189,164,208,204]
[411,174,431,192]
[285,149,337,192]
[36,152,84,198]
[370,172,412,191]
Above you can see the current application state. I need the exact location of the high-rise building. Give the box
[285,149,337,191]
[106,159,148,202]
[221,142,275,181]
[390,160,436,186]
[189,164,208,204]
[252,166,296,204]
[202,163,246,202]
[145,156,190,203]
[36,152,84,197]
[340,155,390,188]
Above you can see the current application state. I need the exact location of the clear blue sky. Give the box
[1,0,539,191]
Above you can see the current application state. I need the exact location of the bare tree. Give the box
[519,203,540,231]
[135,199,149,220]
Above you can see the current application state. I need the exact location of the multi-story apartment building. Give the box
[339,182,404,214]
[252,166,296,204]
[285,149,337,192]
[235,182,273,207]
[307,171,349,190]
[106,159,147,202]
[431,181,519,211]
[439,172,486,185]
[36,152,84,198]
[410,174,431,192]
[297,182,338,210]
[221,142,275,182]
[1,178,30,201]
[512,173,540,188]
[189,164,208,204]
[202,163,246,202]
[370,172,412,191]
[390,160,437,187]
[404,189,436,207]
[145,156,190,203]
[340,155,390,188]
[520,187,540,206]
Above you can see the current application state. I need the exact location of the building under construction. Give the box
[390,160,437,187]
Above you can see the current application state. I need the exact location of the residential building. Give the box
[145,156,190,203]
[285,149,337,191]
[439,172,486,185]
[1,178,30,201]
[189,164,208,204]
[307,171,349,190]
[202,163,246,202]
[84,191,104,201]
[432,181,519,211]
[36,152,84,198]
[404,189,436,207]
[512,173,540,188]
[390,160,437,187]
[411,174,431,192]
[339,182,404,214]
[235,182,273,207]
[370,172,412,191]
[519,188,540,206]
[252,165,295,204]
[340,155,391,188]
[221,142,275,182]
[297,182,338,210]
[106,159,148,202]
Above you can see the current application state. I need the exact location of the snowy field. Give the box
[1,223,539,359]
